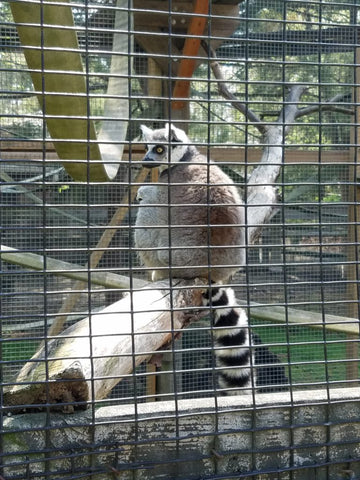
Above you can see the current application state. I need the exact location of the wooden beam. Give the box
[0,144,352,166]
[134,2,238,33]
[3,242,358,339]
[0,140,352,166]
[135,27,181,77]
[133,2,239,75]
[247,301,360,337]
[10,0,131,182]
[172,0,209,110]
[198,148,351,165]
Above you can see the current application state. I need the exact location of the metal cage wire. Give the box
[1,0,360,479]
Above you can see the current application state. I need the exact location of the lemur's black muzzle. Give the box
[141,153,161,168]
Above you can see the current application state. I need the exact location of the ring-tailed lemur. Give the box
[135,125,287,394]
[203,285,254,395]
[203,286,289,395]
[135,124,244,282]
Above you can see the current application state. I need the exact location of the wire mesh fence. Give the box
[1,0,360,478]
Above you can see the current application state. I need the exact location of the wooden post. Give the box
[346,46,360,383]
[345,182,360,383]
[156,347,183,401]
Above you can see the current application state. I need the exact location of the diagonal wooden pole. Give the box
[47,168,149,338]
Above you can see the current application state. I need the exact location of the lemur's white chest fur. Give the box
[135,124,245,282]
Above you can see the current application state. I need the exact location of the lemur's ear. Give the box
[140,125,153,140]
[164,123,180,142]
[170,125,182,143]
[171,129,181,143]
[164,123,183,143]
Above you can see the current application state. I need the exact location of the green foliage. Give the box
[252,320,354,385]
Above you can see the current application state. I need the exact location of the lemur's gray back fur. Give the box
[135,125,244,282]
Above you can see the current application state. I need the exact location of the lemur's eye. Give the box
[154,145,164,154]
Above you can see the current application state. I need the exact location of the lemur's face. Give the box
[140,124,189,171]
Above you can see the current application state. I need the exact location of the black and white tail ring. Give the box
[203,286,255,395]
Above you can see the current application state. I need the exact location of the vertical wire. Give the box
[317,0,331,399]
[317,3,330,478]
[208,0,218,403]
[280,2,292,396]
[351,1,360,371]
[126,2,141,477]
[0,2,4,467]
[317,0,330,395]
[205,9,216,403]
[280,3,295,478]
[0,183,2,479]
[39,0,52,477]
[83,0,97,472]
[203,9,211,405]
[242,0,257,472]
[203,1,221,471]
[166,0,181,463]
[348,1,360,387]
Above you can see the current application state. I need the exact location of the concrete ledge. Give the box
[3,387,360,479]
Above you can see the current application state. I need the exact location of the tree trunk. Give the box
[3,281,204,413]
[246,86,307,243]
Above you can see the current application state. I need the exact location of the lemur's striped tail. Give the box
[203,286,255,395]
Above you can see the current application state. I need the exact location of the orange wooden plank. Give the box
[172,0,209,110]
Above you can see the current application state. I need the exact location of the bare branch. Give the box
[203,47,351,246]
[203,49,309,243]
[295,93,353,118]
[246,85,308,242]
[277,85,308,134]
[202,41,266,134]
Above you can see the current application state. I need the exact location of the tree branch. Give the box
[295,93,353,119]
[277,85,308,135]
[206,45,310,242]
[202,41,266,134]
[246,85,308,242]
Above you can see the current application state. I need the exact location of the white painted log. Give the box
[97,0,132,179]
[4,281,204,412]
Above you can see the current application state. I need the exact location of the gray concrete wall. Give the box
[3,387,360,480]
